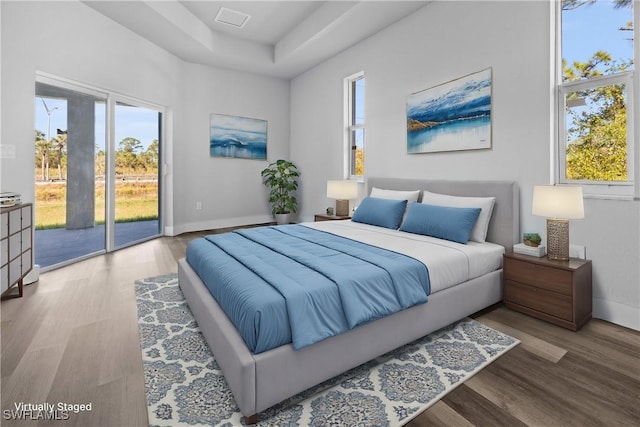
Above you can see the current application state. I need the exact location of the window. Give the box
[558,0,636,196]
[346,72,365,178]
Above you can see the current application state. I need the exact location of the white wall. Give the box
[292,1,551,224]
[0,1,290,236]
[290,1,640,330]
[575,199,640,329]
[171,63,290,235]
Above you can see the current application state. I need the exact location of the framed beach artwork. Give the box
[407,68,492,154]
[210,113,267,160]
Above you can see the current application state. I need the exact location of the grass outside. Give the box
[35,181,158,230]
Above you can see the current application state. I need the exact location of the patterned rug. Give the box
[135,273,519,427]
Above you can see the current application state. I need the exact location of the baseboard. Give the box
[593,297,640,331]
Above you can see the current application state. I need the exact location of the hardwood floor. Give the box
[2,232,639,426]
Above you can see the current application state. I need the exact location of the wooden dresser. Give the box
[503,252,592,331]
[1,203,33,300]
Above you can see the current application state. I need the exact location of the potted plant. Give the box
[261,159,300,225]
[523,233,542,247]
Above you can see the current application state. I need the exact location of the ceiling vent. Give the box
[214,7,251,29]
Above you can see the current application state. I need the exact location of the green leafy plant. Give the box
[523,233,542,247]
[260,159,300,215]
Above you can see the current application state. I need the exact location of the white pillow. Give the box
[370,187,420,204]
[421,191,496,243]
[369,187,420,221]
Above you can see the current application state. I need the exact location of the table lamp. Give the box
[532,185,584,261]
[326,180,358,216]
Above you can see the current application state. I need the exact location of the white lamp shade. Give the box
[326,180,358,200]
[532,185,584,219]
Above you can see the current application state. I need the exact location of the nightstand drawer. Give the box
[505,280,573,321]
[504,257,572,295]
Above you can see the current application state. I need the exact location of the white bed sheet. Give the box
[304,220,504,294]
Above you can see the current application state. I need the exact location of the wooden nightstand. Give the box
[314,214,351,222]
[503,252,592,331]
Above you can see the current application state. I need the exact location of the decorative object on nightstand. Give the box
[523,233,541,247]
[513,242,546,257]
[326,180,358,217]
[532,185,584,261]
[503,252,592,331]
[513,232,546,257]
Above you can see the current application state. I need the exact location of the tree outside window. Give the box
[347,72,365,178]
[560,0,634,185]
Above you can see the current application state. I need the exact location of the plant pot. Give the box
[523,239,539,247]
[523,233,541,247]
[275,213,291,225]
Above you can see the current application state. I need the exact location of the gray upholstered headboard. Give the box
[366,177,520,250]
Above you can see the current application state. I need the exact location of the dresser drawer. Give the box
[0,264,7,293]
[0,213,7,239]
[1,203,33,300]
[504,280,573,322]
[1,238,7,267]
[504,257,572,295]
[9,210,21,235]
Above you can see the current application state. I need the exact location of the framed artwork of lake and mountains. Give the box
[407,68,492,154]
[210,113,268,160]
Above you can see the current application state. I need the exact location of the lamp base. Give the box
[335,199,350,217]
[546,218,569,261]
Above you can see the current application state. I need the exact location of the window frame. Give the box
[554,0,638,199]
[344,71,365,181]
[557,72,635,195]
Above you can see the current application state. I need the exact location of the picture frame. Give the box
[210,113,267,160]
[407,67,492,154]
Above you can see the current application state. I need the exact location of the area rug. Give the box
[135,273,519,427]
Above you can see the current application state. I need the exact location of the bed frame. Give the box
[178,178,519,423]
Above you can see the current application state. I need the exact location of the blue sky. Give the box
[35,99,159,152]
[562,0,634,69]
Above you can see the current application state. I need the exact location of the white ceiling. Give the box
[83,1,429,79]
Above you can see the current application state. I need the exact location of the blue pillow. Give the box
[400,203,481,244]
[351,197,408,229]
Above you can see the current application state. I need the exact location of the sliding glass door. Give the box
[113,101,161,249]
[34,76,162,270]
[35,82,107,268]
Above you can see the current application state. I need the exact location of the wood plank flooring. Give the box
[2,232,639,426]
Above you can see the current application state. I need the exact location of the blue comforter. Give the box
[186,225,430,353]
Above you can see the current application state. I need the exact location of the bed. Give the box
[178,177,520,423]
